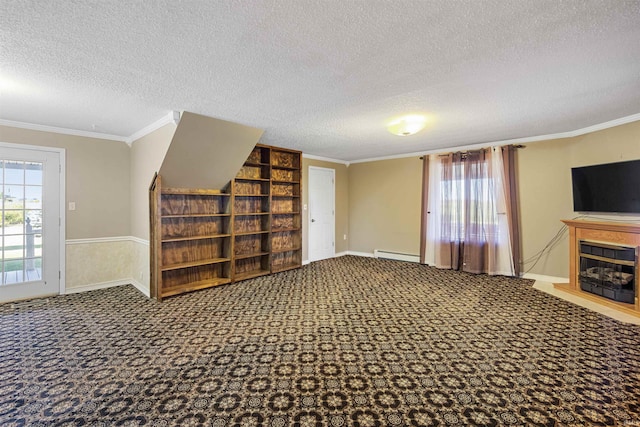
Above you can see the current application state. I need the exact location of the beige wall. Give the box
[517,138,575,278]
[302,158,349,261]
[130,123,176,240]
[3,117,639,291]
[347,157,422,255]
[345,120,640,279]
[0,124,133,291]
[0,125,130,239]
[129,123,176,291]
[159,112,262,189]
[519,120,640,278]
[569,120,640,167]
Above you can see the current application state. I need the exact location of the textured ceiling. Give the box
[1,0,639,161]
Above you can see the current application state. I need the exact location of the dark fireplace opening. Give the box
[579,241,636,304]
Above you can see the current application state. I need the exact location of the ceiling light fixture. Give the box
[0,74,30,96]
[386,114,427,136]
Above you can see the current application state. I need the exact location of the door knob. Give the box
[311,219,316,222]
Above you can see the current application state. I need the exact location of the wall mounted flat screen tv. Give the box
[571,159,640,213]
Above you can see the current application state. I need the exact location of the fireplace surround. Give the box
[557,220,640,317]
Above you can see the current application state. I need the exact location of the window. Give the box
[438,154,500,243]
[1,160,43,284]
[422,148,517,276]
[439,162,499,242]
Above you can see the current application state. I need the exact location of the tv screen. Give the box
[571,159,640,213]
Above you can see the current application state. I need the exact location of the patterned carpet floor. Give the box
[1,256,640,426]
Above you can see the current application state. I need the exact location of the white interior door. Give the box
[308,166,335,262]
[0,145,61,303]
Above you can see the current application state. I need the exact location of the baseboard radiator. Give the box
[373,250,420,263]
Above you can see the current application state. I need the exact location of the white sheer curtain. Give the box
[423,147,515,276]
[423,154,441,267]
[488,147,515,276]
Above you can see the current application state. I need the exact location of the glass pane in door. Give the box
[1,160,43,285]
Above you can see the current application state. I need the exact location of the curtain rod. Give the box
[419,144,525,159]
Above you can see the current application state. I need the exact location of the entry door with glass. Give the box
[0,146,61,303]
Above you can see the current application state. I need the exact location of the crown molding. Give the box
[302,153,350,166]
[2,111,638,158]
[559,112,640,137]
[0,111,181,146]
[0,118,128,142]
[125,111,180,145]
[349,112,640,164]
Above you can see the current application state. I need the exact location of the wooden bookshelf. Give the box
[149,174,232,301]
[150,144,302,300]
[270,147,302,273]
[232,145,273,282]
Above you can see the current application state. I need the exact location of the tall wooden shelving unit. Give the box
[150,144,302,300]
[149,175,232,300]
[232,145,272,281]
[270,147,302,273]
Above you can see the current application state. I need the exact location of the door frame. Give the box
[0,141,66,296]
[308,166,335,262]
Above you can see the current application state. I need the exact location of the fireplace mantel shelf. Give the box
[561,219,640,235]
[555,219,640,318]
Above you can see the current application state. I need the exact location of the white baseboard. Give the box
[373,249,420,263]
[348,251,428,261]
[346,251,375,258]
[64,279,133,294]
[522,273,569,284]
[130,278,151,298]
[303,252,349,265]
[65,277,151,298]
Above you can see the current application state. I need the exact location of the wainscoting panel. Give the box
[65,237,149,295]
[130,237,150,296]
[65,238,133,291]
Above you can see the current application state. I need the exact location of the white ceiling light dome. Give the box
[387,114,428,136]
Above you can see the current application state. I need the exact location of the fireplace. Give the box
[559,220,640,316]
[578,241,636,304]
